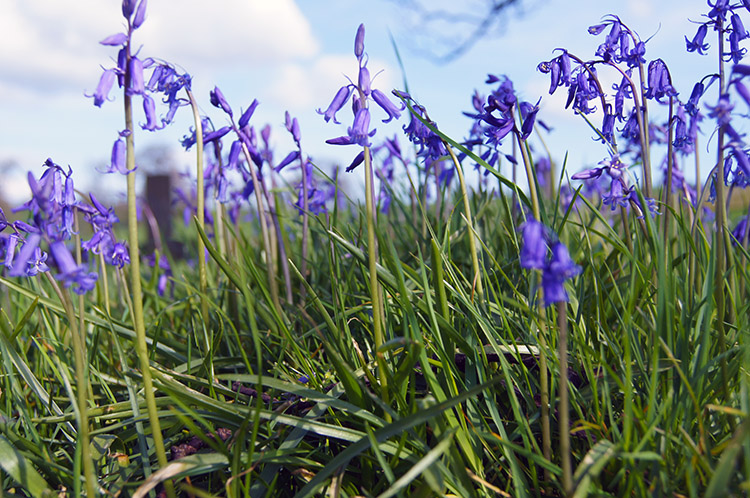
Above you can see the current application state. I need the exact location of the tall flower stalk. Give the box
[122,39,174,498]
[89,2,189,494]
[319,24,404,408]
[520,220,581,492]
[444,142,483,296]
[187,89,208,322]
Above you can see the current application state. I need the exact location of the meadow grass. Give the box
[0,2,749,497]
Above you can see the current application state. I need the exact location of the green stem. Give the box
[636,61,653,198]
[445,142,483,297]
[123,35,174,498]
[45,273,96,496]
[557,302,572,496]
[237,139,281,313]
[363,144,389,415]
[186,90,209,324]
[663,97,675,241]
[298,146,310,305]
[98,253,111,316]
[715,24,730,408]
[515,131,540,221]
[538,318,551,484]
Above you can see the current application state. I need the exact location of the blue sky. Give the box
[0,0,718,203]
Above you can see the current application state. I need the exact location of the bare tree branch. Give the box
[387,0,531,63]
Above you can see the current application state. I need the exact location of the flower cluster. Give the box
[2,160,126,294]
[571,154,656,214]
[319,24,405,169]
[89,0,192,174]
[276,112,335,215]
[519,218,581,306]
[686,0,750,63]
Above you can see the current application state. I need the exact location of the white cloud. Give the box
[136,0,319,69]
[267,55,397,113]
[0,0,319,97]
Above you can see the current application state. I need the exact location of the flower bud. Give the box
[354,24,365,59]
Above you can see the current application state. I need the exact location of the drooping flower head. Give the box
[88,0,192,170]
[319,23,405,170]
[519,218,581,306]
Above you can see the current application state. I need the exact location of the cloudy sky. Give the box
[0,0,718,203]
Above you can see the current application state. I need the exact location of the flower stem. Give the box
[636,61,653,198]
[557,302,572,496]
[663,96,676,241]
[186,90,209,323]
[537,318,552,484]
[298,149,310,305]
[364,144,389,415]
[445,141,483,296]
[46,272,96,497]
[124,40,174,498]
[714,25,730,410]
[237,140,282,312]
[515,131,541,220]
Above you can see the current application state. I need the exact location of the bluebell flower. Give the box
[317,86,352,124]
[285,111,301,144]
[520,219,546,270]
[708,93,734,126]
[347,151,365,172]
[141,94,162,131]
[238,100,259,129]
[645,59,677,102]
[104,138,136,175]
[602,178,630,210]
[203,126,232,145]
[673,104,693,153]
[371,89,404,123]
[275,151,300,172]
[685,81,705,116]
[566,69,600,115]
[623,40,646,68]
[349,107,374,146]
[542,242,582,306]
[91,2,191,132]
[49,241,98,295]
[686,24,710,55]
[128,57,145,95]
[320,23,402,166]
[354,23,365,59]
[100,33,128,46]
[709,0,731,21]
[210,86,233,116]
[612,74,632,120]
[731,207,750,246]
[600,111,616,144]
[620,109,640,140]
[401,99,447,162]
[727,30,748,64]
[87,69,117,107]
[8,234,41,277]
[122,0,137,19]
[520,99,541,140]
[3,234,19,270]
[132,0,147,29]
[519,219,581,306]
[25,247,50,277]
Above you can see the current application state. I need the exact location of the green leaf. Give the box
[0,435,51,498]
[293,375,502,498]
[132,452,230,498]
[572,439,618,498]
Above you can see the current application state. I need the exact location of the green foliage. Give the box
[0,174,747,497]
